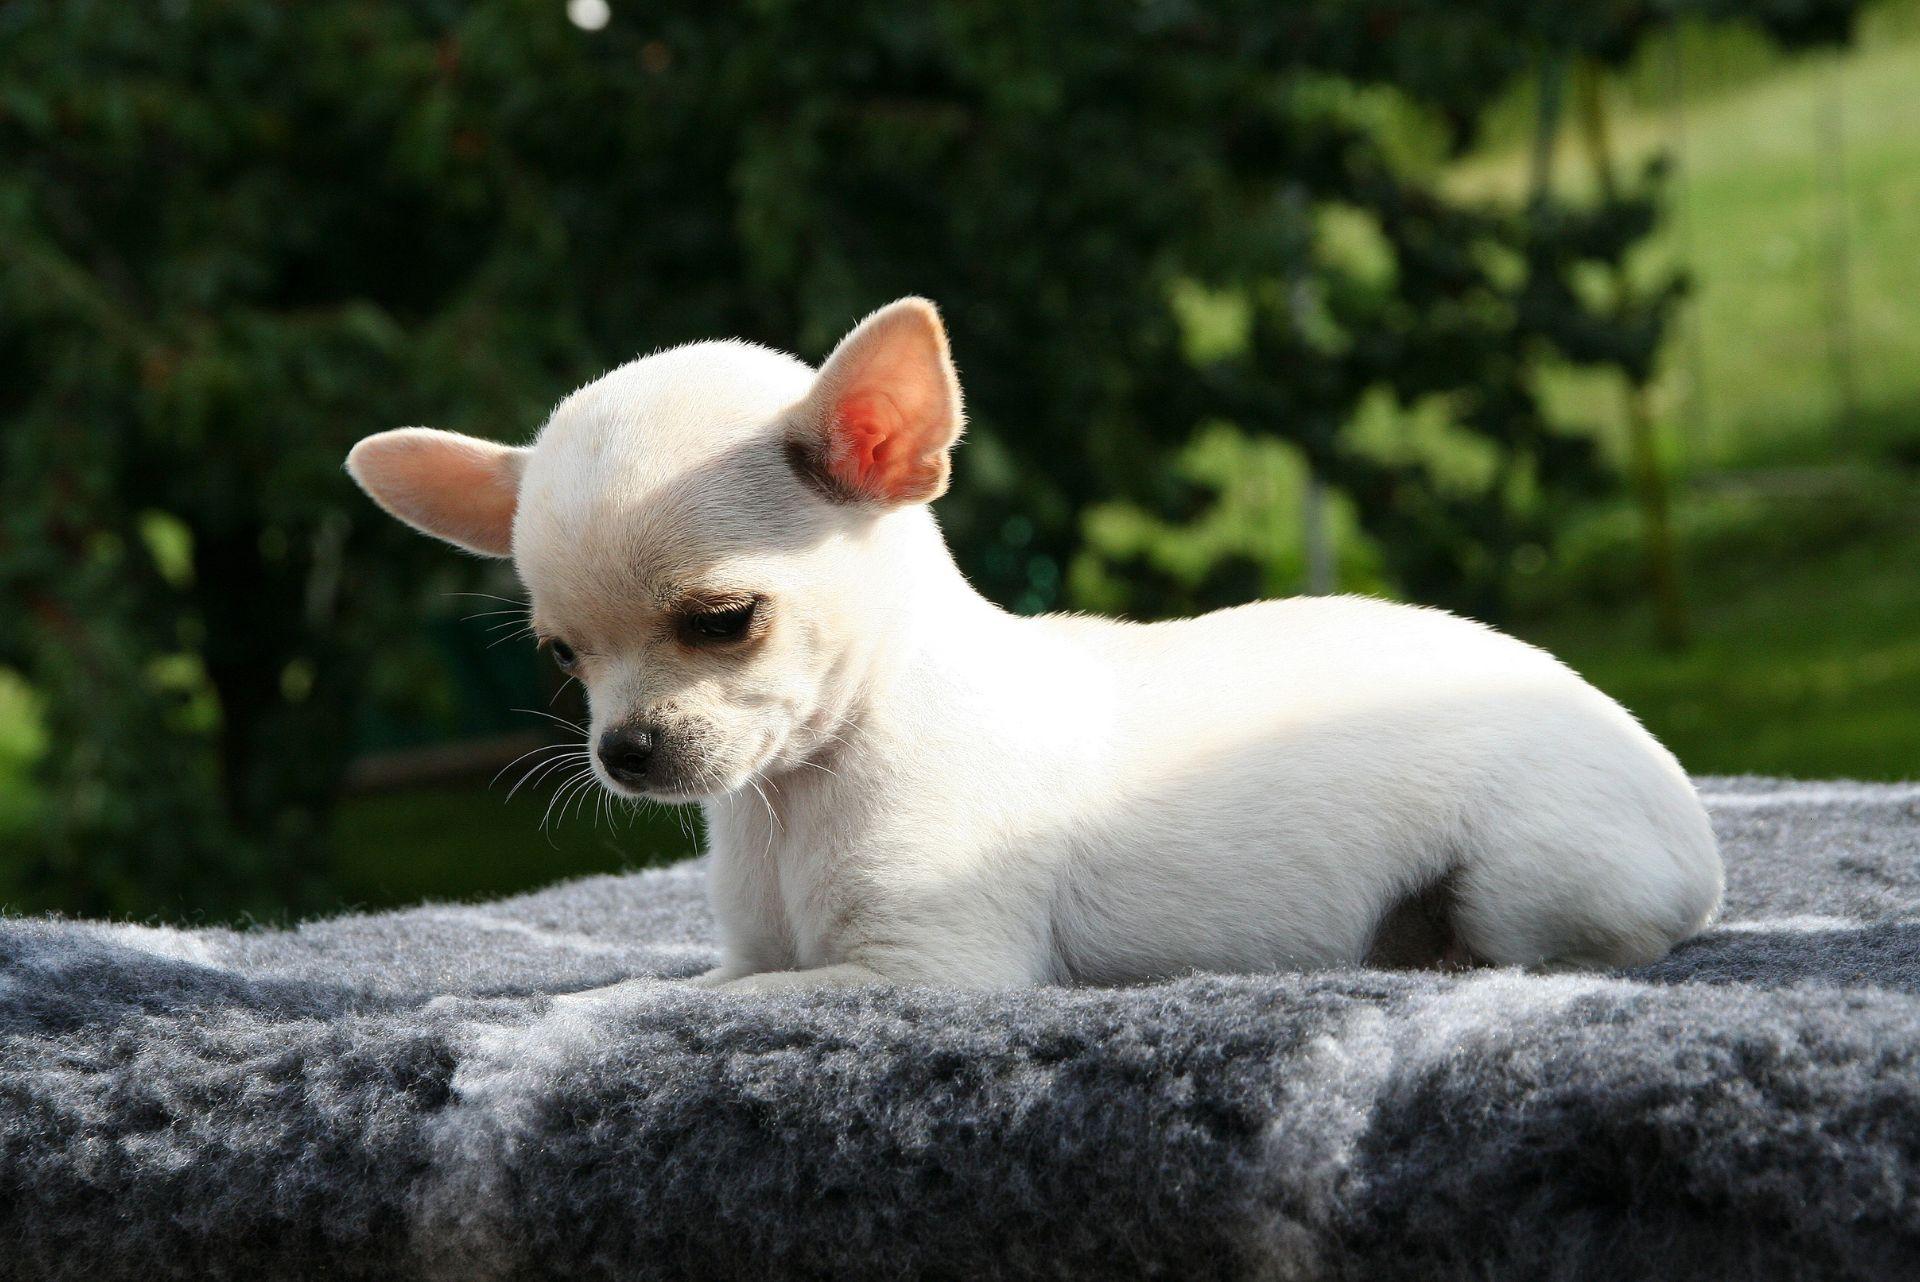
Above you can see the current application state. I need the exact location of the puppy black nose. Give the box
[597,725,656,786]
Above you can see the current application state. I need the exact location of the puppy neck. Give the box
[769,504,1016,784]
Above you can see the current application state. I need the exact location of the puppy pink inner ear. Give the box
[345,428,524,557]
[801,298,964,506]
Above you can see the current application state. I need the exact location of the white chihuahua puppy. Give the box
[347,298,1721,990]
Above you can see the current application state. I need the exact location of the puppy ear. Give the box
[789,297,964,506]
[345,428,526,557]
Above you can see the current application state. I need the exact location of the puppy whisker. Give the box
[445,591,528,607]
[489,625,539,649]
[794,758,841,781]
[743,774,781,858]
[541,766,596,834]
[507,749,590,802]
[490,740,581,790]
[511,707,588,734]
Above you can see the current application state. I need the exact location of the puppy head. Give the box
[347,297,964,801]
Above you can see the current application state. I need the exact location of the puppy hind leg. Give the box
[1449,848,1688,973]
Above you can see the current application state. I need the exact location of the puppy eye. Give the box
[547,639,578,670]
[683,600,756,644]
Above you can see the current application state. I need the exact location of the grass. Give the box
[0,758,702,921]
[1453,20,1920,475]
[327,782,700,912]
[1514,478,1920,780]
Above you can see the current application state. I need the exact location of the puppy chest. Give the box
[774,851,856,968]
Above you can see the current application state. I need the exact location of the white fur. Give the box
[349,300,1724,990]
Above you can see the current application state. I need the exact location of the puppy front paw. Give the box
[685,964,752,987]
[719,962,892,992]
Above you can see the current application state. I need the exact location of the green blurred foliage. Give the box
[0,0,1869,918]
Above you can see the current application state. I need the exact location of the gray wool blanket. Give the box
[4,777,1920,1281]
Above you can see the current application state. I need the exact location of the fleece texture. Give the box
[3,776,1919,1281]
